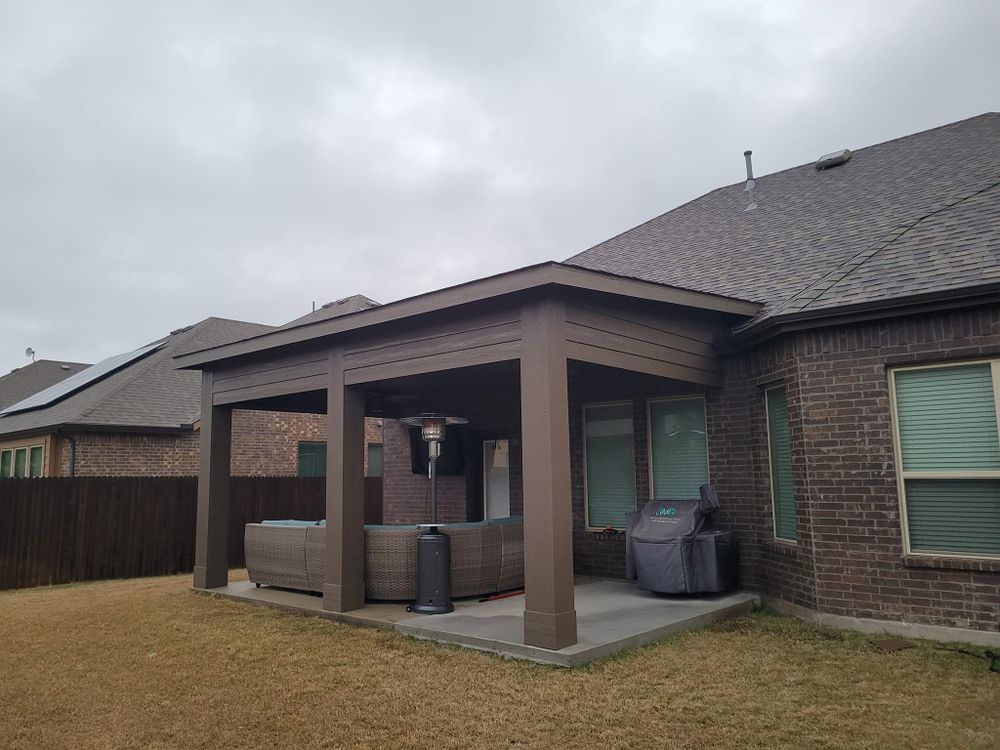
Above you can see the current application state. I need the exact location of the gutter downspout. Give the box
[66,435,77,477]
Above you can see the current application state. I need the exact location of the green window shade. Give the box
[767,387,797,540]
[13,448,27,478]
[367,444,384,478]
[895,364,1000,471]
[649,398,709,500]
[905,479,1000,555]
[0,450,11,478]
[585,404,636,528]
[297,442,327,477]
[28,446,43,478]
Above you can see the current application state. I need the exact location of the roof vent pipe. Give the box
[743,149,757,212]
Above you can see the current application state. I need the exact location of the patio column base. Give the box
[192,565,227,590]
[322,582,365,612]
[524,608,577,650]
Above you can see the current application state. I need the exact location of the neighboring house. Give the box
[0,316,384,478]
[180,112,1000,648]
[0,360,91,476]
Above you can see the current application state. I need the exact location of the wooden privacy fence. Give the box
[0,475,383,590]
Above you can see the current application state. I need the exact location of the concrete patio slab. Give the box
[200,578,759,667]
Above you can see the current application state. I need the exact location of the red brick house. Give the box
[0,316,384,479]
[180,113,999,650]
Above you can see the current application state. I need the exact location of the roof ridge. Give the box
[774,175,1000,315]
[565,112,1000,263]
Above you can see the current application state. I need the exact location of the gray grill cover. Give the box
[625,497,738,594]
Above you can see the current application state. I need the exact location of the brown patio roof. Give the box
[174,261,760,370]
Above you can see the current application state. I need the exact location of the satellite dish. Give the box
[25,347,35,362]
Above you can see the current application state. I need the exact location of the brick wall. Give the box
[785,308,1000,632]
[56,412,384,478]
[381,419,467,523]
[711,335,820,611]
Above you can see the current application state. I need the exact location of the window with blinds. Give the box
[584,403,637,529]
[648,397,709,501]
[892,362,1000,557]
[766,386,797,541]
[367,444,384,478]
[297,442,327,478]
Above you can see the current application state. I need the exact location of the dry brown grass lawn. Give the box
[1,573,997,750]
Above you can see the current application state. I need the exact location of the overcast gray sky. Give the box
[1,0,997,374]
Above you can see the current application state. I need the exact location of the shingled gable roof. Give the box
[0,360,91,411]
[566,112,1000,331]
[279,294,381,329]
[0,318,273,440]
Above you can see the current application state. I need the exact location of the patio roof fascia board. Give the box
[174,262,760,371]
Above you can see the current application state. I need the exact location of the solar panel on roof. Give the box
[0,342,165,416]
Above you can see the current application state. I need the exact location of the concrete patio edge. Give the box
[195,580,761,667]
[394,594,760,667]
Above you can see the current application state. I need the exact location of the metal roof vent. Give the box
[815,149,852,170]
[743,150,757,212]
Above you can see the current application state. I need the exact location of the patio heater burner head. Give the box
[400,414,468,616]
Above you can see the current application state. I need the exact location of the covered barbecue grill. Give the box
[625,485,738,594]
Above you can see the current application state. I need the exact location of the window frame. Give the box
[645,394,711,502]
[764,383,797,544]
[582,400,638,532]
[889,359,1000,560]
[366,442,384,478]
[0,448,12,478]
[0,443,45,478]
[297,440,327,478]
[27,445,44,478]
[13,447,28,478]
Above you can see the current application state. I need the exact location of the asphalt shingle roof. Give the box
[0,318,273,438]
[0,360,90,411]
[279,294,381,330]
[566,113,1000,325]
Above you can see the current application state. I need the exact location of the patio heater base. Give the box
[408,525,454,615]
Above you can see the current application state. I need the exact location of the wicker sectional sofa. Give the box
[245,518,524,601]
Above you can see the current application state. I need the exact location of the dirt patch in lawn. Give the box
[1,574,997,749]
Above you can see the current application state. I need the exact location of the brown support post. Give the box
[520,298,577,649]
[193,371,232,590]
[323,349,367,612]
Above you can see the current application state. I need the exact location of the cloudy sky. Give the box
[1,1,997,373]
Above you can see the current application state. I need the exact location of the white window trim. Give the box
[645,394,711,503]
[764,384,797,545]
[889,358,1000,561]
[1,444,44,478]
[582,400,638,532]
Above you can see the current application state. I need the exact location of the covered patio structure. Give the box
[175,262,759,651]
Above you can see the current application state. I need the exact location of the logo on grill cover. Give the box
[656,506,678,517]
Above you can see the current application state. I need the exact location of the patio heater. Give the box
[400,413,468,615]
